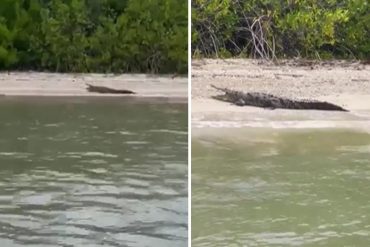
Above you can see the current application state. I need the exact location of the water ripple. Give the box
[0,102,187,247]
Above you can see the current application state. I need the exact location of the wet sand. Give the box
[192,59,370,132]
[0,72,187,102]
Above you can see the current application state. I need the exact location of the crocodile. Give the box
[211,84,348,112]
[86,84,136,94]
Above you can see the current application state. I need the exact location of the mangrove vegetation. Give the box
[192,0,369,60]
[0,0,187,73]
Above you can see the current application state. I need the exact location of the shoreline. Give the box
[192,59,370,132]
[0,72,188,101]
[0,95,187,104]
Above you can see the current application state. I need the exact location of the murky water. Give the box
[0,99,187,247]
[192,129,370,247]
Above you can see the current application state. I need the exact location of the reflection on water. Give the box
[0,99,187,247]
[192,130,370,247]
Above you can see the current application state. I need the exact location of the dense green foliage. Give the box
[192,0,369,59]
[0,0,187,73]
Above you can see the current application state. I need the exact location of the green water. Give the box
[0,99,187,247]
[192,130,370,247]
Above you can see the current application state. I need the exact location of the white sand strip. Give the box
[0,72,187,100]
[192,59,370,131]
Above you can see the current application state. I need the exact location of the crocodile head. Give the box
[211,94,234,103]
[211,90,247,105]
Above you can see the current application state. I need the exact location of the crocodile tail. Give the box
[299,101,348,111]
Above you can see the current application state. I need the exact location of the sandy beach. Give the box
[0,72,187,102]
[192,59,370,132]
